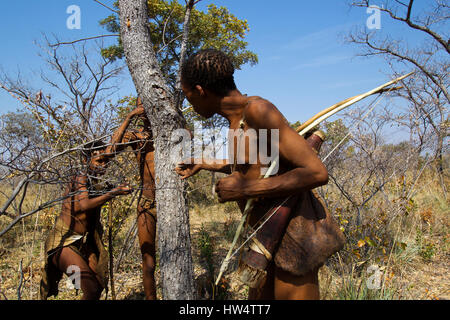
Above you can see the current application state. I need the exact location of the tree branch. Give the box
[50,34,119,48]
[93,0,119,13]
[175,0,196,109]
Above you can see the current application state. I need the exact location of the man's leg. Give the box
[137,206,157,300]
[248,262,275,300]
[52,246,103,300]
[273,267,320,300]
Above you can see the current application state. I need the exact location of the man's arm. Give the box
[71,175,132,214]
[103,104,145,159]
[215,100,328,202]
[175,159,232,179]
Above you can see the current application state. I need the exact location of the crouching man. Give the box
[40,107,144,300]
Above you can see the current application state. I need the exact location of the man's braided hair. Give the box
[181,49,237,97]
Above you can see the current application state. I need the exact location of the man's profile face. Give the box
[181,81,215,119]
[88,149,108,175]
[181,81,198,106]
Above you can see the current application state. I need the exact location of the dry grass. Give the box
[0,171,448,300]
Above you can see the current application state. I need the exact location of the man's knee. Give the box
[80,275,103,300]
[139,239,156,256]
[142,253,156,274]
[78,267,104,300]
[82,285,103,300]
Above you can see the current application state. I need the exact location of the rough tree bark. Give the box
[174,0,198,109]
[118,0,195,299]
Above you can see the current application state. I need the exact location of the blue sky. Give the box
[0,0,432,139]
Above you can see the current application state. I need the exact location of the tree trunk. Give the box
[118,0,195,299]
[175,0,195,109]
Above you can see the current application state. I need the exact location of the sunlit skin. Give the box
[121,100,157,300]
[49,108,143,300]
[176,80,328,300]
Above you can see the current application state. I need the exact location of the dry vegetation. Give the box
[0,158,448,300]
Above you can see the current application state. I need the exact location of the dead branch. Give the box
[50,34,120,48]
[17,259,23,300]
[93,0,120,13]
[351,0,449,53]
[175,0,197,109]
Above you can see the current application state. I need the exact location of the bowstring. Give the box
[323,89,394,163]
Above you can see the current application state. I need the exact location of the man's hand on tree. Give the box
[175,160,202,180]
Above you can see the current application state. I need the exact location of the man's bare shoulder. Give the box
[244,97,288,129]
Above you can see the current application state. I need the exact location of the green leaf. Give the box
[364,236,376,247]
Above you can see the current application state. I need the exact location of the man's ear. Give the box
[195,85,205,97]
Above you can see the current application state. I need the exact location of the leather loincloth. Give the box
[39,217,108,299]
[138,195,157,221]
[273,190,346,276]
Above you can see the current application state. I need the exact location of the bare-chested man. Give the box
[176,49,344,300]
[40,107,144,300]
[121,99,157,300]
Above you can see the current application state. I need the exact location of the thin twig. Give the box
[50,34,119,48]
[93,0,119,13]
[0,134,111,218]
[108,201,116,300]
[114,219,138,273]
[162,6,176,48]
[17,259,24,300]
